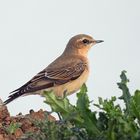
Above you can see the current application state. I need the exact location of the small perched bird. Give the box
[4,34,103,105]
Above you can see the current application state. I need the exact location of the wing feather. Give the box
[4,59,87,104]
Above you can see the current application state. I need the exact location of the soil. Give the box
[0,99,56,140]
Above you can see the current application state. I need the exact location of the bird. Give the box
[4,34,103,105]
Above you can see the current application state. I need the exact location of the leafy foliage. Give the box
[5,122,21,134]
[22,71,140,140]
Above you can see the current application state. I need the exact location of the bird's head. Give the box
[64,34,103,56]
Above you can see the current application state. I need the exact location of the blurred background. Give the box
[0,0,139,115]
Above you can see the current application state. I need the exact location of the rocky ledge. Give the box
[0,99,55,140]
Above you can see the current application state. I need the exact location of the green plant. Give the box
[22,71,140,140]
[5,122,21,134]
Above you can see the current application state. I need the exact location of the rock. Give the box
[14,128,23,139]
[0,99,3,106]
[0,99,56,140]
[0,134,4,140]
[25,109,56,121]
[0,99,10,123]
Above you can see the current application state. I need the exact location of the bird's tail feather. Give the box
[4,91,23,105]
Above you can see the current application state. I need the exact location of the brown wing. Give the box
[28,60,86,89]
[4,60,87,104]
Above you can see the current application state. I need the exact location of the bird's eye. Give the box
[82,39,90,44]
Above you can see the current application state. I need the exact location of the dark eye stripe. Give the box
[82,39,90,44]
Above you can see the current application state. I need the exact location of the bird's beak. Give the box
[95,40,104,44]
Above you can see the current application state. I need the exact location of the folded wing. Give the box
[4,59,87,104]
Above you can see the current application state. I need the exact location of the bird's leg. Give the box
[57,112,62,120]
[63,90,68,98]
[56,90,68,120]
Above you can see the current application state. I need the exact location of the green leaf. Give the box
[44,90,71,114]
[43,90,83,123]
[77,84,89,110]
[76,84,100,136]
[117,70,131,115]
[5,122,21,134]
[130,90,140,124]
